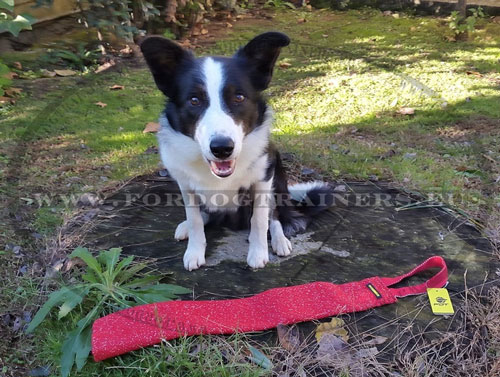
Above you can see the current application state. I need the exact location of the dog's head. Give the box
[141,32,290,178]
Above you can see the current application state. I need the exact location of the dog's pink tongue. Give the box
[214,161,231,170]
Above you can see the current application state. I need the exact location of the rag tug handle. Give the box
[91,256,448,361]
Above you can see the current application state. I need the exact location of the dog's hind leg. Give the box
[174,212,209,241]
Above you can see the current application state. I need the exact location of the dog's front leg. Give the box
[179,187,206,271]
[247,179,272,268]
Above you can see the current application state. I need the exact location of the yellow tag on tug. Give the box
[427,288,454,315]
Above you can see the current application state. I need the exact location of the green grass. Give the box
[37,319,268,377]
[1,7,500,376]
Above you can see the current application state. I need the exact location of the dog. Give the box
[140,32,333,271]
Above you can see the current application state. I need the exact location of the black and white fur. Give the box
[141,32,333,271]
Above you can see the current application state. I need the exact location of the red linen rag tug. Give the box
[92,255,448,361]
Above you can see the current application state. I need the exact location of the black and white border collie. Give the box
[141,32,333,271]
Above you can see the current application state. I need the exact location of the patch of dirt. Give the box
[437,116,500,141]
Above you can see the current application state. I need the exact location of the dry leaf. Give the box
[95,60,116,74]
[3,71,18,79]
[397,107,415,115]
[95,102,107,108]
[362,335,388,346]
[143,122,160,133]
[201,28,208,35]
[54,69,78,77]
[279,62,292,69]
[276,324,301,352]
[120,45,133,55]
[109,84,125,90]
[322,34,328,38]
[466,70,482,78]
[297,18,306,23]
[225,22,233,28]
[315,318,349,342]
[13,61,23,70]
[316,333,349,359]
[0,96,14,104]
[40,69,57,78]
[4,87,22,97]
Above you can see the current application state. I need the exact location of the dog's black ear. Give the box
[140,36,194,97]
[235,32,290,91]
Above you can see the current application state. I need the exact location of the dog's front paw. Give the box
[183,246,206,271]
[247,245,269,269]
[174,221,189,241]
[272,234,292,256]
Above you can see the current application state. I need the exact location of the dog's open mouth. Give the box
[209,160,235,178]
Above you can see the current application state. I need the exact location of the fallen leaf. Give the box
[95,60,116,74]
[322,34,328,38]
[4,87,22,97]
[362,335,388,346]
[297,18,306,23]
[95,102,107,108]
[315,318,349,342]
[40,69,57,78]
[143,122,160,133]
[466,70,482,78]
[225,22,233,28]
[13,61,23,70]
[316,333,349,359]
[3,71,18,79]
[397,107,415,115]
[54,69,78,77]
[279,62,292,69]
[201,28,208,35]
[0,96,15,104]
[120,45,133,55]
[277,324,301,352]
[109,84,125,90]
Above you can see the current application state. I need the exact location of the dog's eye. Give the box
[190,97,201,106]
[234,94,245,103]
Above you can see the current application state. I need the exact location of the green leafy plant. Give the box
[42,43,102,71]
[37,0,160,49]
[26,247,191,377]
[0,0,36,36]
[448,7,485,36]
[264,0,296,9]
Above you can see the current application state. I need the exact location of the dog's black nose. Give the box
[210,137,234,159]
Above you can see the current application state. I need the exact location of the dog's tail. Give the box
[277,181,334,237]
